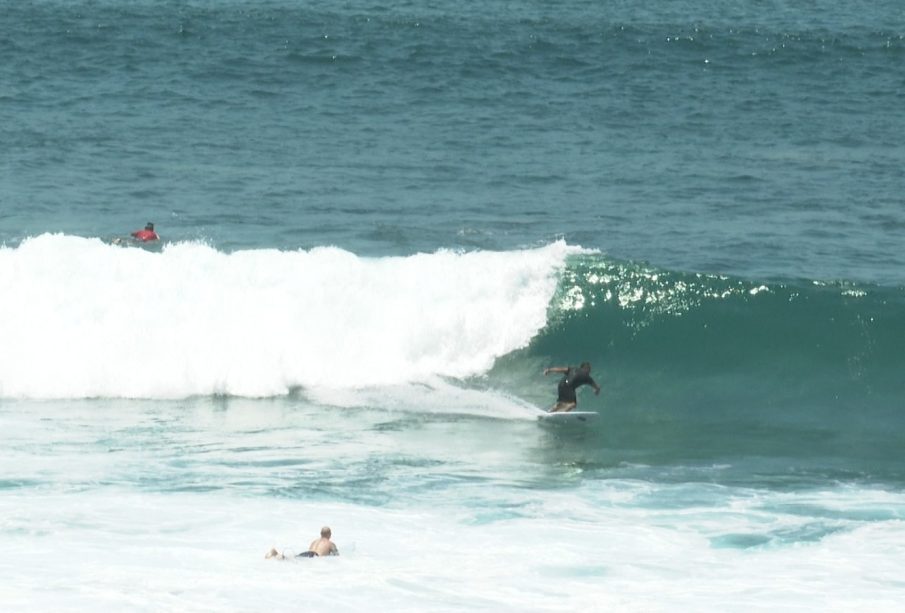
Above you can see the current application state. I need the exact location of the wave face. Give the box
[505,253,905,473]
[0,235,577,398]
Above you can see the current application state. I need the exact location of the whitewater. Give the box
[0,236,579,399]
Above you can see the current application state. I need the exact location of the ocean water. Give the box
[2,1,905,611]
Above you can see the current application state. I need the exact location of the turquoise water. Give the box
[4,0,905,281]
[2,1,905,610]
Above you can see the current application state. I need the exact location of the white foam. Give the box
[0,235,582,399]
[305,378,543,420]
[3,486,905,612]
[3,398,905,611]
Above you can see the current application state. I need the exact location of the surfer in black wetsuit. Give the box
[543,362,600,412]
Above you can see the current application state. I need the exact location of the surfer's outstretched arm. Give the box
[544,367,568,376]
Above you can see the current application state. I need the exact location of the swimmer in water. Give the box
[266,526,339,559]
[130,222,159,242]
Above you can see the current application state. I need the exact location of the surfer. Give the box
[130,222,159,242]
[543,362,600,412]
[266,526,339,559]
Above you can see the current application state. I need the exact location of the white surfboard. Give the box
[538,411,597,422]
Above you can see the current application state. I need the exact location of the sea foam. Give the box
[0,234,580,399]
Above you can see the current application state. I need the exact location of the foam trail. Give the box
[0,235,581,399]
[305,378,543,420]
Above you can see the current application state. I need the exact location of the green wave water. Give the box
[496,254,905,481]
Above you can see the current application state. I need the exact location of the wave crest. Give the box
[0,234,580,399]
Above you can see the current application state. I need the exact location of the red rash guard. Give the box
[131,229,159,241]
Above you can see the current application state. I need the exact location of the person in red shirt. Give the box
[131,222,159,242]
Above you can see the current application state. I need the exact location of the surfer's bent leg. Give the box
[550,401,577,413]
[552,382,577,412]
